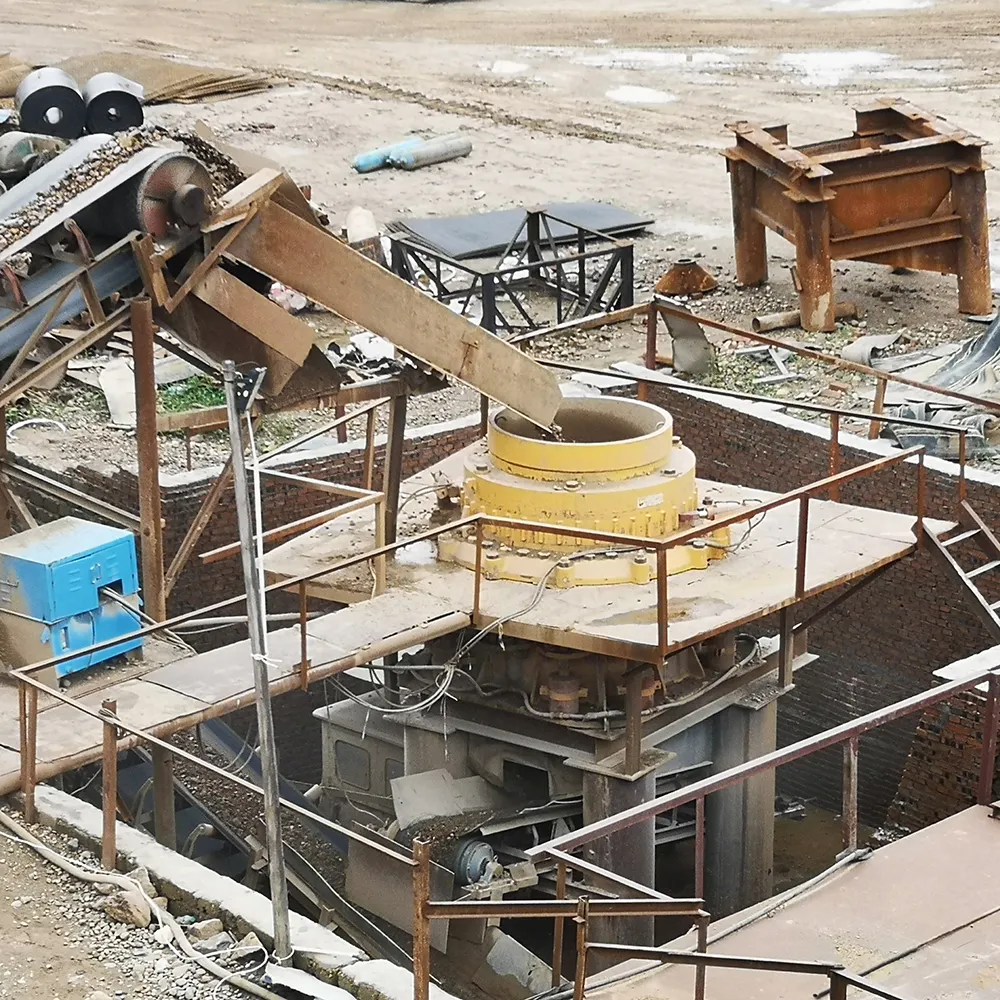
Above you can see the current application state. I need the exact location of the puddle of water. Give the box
[482,59,530,76]
[775,50,891,86]
[577,48,750,71]
[394,538,437,566]
[606,85,677,105]
[821,0,931,10]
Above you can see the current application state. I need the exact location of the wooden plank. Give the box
[226,200,563,428]
[202,168,283,232]
[191,265,314,366]
[156,405,232,433]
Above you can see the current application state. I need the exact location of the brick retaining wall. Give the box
[643,380,999,825]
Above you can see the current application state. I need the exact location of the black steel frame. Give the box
[389,209,634,336]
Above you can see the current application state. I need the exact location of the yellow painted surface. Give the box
[448,398,729,583]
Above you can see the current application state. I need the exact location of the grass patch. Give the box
[159,376,225,412]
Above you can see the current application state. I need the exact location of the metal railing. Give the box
[524,665,1000,925]
[409,835,916,1000]
[10,431,938,821]
[634,295,977,498]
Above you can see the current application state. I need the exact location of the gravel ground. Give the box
[0,806,266,1000]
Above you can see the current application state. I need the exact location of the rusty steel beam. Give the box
[412,840,431,1000]
[653,301,1000,415]
[101,699,119,870]
[723,105,989,330]
[842,736,859,853]
[423,898,704,919]
[583,943,843,976]
[132,298,166,621]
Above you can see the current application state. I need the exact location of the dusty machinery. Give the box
[438,396,730,585]
[429,395,752,726]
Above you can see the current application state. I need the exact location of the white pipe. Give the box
[0,809,284,1000]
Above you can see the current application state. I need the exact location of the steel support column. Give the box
[383,394,407,546]
[131,297,166,621]
[793,200,835,332]
[101,699,119,870]
[728,158,768,287]
[951,166,992,316]
[705,701,776,916]
[581,770,655,968]
[151,743,177,851]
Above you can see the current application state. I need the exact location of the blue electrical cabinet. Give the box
[0,517,143,677]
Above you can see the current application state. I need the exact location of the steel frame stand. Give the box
[725,101,990,331]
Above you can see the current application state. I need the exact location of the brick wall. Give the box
[19,412,482,619]
[640,381,1000,825]
[885,688,992,833]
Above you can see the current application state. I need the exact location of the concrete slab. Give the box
[593,806,1000,1000]
[265,447,950,660]
[142,627,344,703]
[0,678,208,765]
[306,591,466,652]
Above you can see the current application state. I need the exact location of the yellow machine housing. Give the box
[437,397,729,587]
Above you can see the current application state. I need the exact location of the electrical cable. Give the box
[69,764,103,797]
[99,586,194,652]
[0,809,283,1000]
[396,484,449,514]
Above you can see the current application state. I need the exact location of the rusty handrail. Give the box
[526,665,1000,858]
[538,349,970,504]
[14,669,416,866]
[12,440,926,679]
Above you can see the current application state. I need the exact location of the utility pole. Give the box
[223,359,291,963]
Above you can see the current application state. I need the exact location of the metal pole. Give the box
[694,796,705,901]
[573,897,590,1000]
[101,698,118,870]
[694,914,708,1000]
[18,680,37,824]
[828,412,841,502]
[131,297,166,621]
[841,736,858,853]
[552,861,568,987]
[222,360,292,964]
[412,840,432,1000]
[625,669,644,775]
[151,744,177,851]
[795,496,809,598]
[978,671,1000,806]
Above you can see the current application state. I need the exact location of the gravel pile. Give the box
[0,809,266,1000]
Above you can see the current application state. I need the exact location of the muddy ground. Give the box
[2,0,1000,471]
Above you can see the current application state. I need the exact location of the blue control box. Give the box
[0,517,142,677]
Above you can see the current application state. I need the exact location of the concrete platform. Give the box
[265,445,950,661]
[0,592,469,794]
[593,806,1000,1000]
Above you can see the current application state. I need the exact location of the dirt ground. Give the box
[0,0,996,987]
[0,823,132,1000]
[3,0,1000,471]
